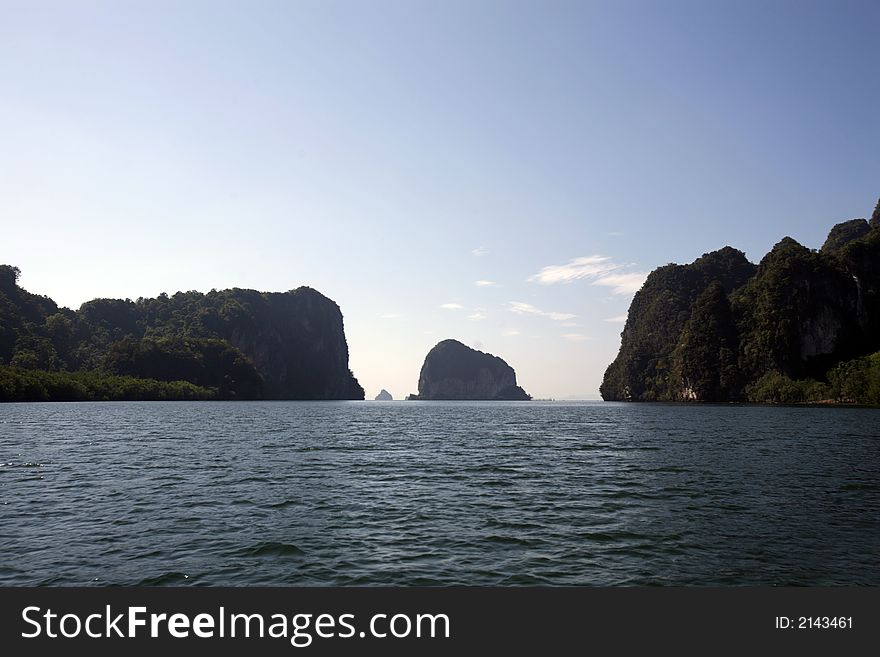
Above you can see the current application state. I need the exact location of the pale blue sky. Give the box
[2,0,878,398]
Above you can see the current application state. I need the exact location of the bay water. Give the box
[1,401,877,586]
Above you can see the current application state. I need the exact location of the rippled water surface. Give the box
[1,401,878,586]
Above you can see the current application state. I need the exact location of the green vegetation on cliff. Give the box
[601,196,880,404]
[0,265,364,402]
[600,247,756,401]
[671,281,740,401]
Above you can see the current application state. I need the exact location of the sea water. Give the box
[1,401,877,586]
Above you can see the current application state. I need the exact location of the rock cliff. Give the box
[820,218,871,254]
[213,287,364,399]
[601,196,880,402]
[411,339,530,400]
[600,247,756,401]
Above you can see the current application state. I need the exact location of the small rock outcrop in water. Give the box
[374,389,393,401]
[410,339,531,400]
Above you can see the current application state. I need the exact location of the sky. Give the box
[1,0,878,399]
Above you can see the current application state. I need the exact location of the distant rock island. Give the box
[601,196,880,404]
[0,265,364,401]
[408,339,531,400]
[374,389,393,401]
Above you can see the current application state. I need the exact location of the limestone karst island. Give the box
[602,198,880,405]
[407,339,531,401]
[0,270,363,402]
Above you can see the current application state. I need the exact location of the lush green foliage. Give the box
[827,352,880,404]
[0,364,214,402]
[105,335,263,399]
[744,353,880,405]
[744,372,832,404]
[671,282,740,401]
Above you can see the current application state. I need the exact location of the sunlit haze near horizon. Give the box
[2,0,879,399]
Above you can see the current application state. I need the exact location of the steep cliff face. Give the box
[217,288,363,399]
[837,227,880,354]
[601,198,880,402]
[413,339,530,400]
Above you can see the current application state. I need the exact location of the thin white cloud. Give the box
[468,311,487,321]
[528,255,619,284]
[593,272,647,295]
[528,255,647,295]
[562,333,592,341]
[472,246,488,257]
[440,303,464,310]
[502,329,521,337]
[508,301,575,322]
[561,321,580,328]
[474,280,496,287]
[605,314,628,323]
[607,231,625,237]
[509,301,543,316]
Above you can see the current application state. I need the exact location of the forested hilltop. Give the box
[0,267,364,402]
[601,197,880,404]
